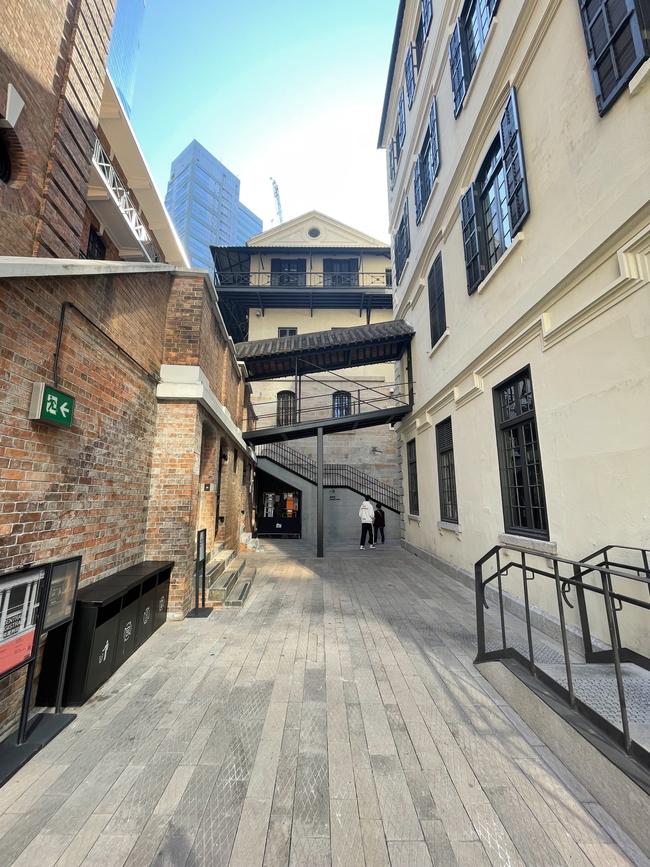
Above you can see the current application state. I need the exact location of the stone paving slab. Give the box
[0,541,648,866]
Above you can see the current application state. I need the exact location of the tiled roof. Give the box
[235,320,414,360]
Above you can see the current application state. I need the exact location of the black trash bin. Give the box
[64,560,174,705]
[153,568,171,631]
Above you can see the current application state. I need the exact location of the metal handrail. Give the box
[215,271,391,289]
[475,544,650,758]
[257,442,402,513]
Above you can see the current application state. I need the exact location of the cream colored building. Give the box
[213,212,404,541]
[379,0,650,652]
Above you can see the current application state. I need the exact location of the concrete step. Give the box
[205,548,235,584]
[225,567,256,608]
[207,557,245,604]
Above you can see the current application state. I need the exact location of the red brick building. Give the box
[0,3,255,736]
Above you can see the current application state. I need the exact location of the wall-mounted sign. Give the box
[28,383,75,428]
[0,566,47,678]
[42,557,81,632]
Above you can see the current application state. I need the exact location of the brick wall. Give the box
[0,0,116,259]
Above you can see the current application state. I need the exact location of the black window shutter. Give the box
[461,184,486,294]
[578,0,649,114]
[449,20,467,116]
[414,161,423,224]
[422,0,433,37]
[388,140,396,185]
[398,90,406,146]
[428,252,446,346]
[405,47,416,108]
[429,97,440,180]
[499,88,530,236]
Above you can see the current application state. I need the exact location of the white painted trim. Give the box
[438,520,462,535]
[629,58,650,97]
[476,233,525,295]
[498,533,557,556]
[428,328,450,357]
[0,256,175,279]
[156,365,256,461]
[407,514,421,524]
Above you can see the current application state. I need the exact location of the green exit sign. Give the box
[28,383,75,428]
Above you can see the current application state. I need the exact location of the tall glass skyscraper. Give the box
[107,0,146,115]
[165,141,263,271]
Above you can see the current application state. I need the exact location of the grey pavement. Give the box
[0,540,648,866]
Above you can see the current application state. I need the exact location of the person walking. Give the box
[359,495,375,549]
[374,503,386,544]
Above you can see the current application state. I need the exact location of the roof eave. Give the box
[377,0,407,149]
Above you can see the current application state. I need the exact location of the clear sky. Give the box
[129,0,398,242]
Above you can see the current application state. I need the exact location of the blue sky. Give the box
[129,0,397,240]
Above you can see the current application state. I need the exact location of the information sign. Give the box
[42,557,81,632]
[0,566,47,678]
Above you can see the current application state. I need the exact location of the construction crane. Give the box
[270,177,283,225]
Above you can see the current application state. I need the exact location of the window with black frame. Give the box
[332,391,352,418]
[86,226,106,260]
[406,438,419,515]
[493,368,548,538]
[323,259,359,287]
[578,0,650,114]
[461,87,529,294]
[276,390,296,426]
[270,259,306,287]
[436,418,458,523]
[449,0,499,115]
[394,199,411,284]
[427,253,446,347]
[414,98,440,224]
[278,327,297,338]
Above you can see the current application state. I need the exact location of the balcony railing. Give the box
[215,271,392,290]
[92,139,157,262]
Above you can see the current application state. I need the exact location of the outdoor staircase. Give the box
[257,442,402,513]
[207,555,256,607]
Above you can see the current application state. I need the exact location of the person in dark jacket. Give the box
[374,503,386,544]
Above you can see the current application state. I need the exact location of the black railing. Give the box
[475,544,650,762]
[249,380,412,432]
[215,271,391,289]
[257,441,402,513]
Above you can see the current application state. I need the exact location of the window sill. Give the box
[407,514,421,524]
[459,17,498,115]
[438,520,461,535]
[629,58,650,97]
[428,328,449,357]
[476,233,524,295]
[498,533,557,556]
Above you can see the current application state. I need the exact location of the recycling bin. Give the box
[64,560,174,705]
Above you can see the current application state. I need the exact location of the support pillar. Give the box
[317,426,324,558]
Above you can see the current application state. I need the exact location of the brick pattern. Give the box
[0,270,254,732]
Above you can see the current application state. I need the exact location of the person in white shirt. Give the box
[359,495,375,549]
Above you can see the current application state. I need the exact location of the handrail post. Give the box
[600,568,631,751]
[495,549,507,650]
[553,559,576,707]
[521,552,536,673]
[475,560,487,661]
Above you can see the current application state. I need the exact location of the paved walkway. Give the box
[1,541,648,866]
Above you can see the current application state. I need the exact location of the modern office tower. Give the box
[165,140,263,270]
[107,0,146,115]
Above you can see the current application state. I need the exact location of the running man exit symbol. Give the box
[29,383,75,428]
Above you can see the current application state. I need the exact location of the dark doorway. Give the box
[256,470,302,538]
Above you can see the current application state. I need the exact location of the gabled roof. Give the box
[246,211,389,250]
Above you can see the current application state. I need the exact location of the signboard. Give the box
[28,383,75,428]
[42,557,81,632]
[0,566,47,678]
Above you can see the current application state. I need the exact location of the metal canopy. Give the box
[235,320,414,381]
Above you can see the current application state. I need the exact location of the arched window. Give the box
[276,390,296,426]
[332,390,351,418]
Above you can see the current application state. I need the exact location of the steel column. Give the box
[317,427,324,558]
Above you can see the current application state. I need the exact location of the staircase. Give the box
[205,552,256,607]
[257,441,402,513]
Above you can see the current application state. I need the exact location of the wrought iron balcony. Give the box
[215,271,392,290]
[91,139,157,262]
